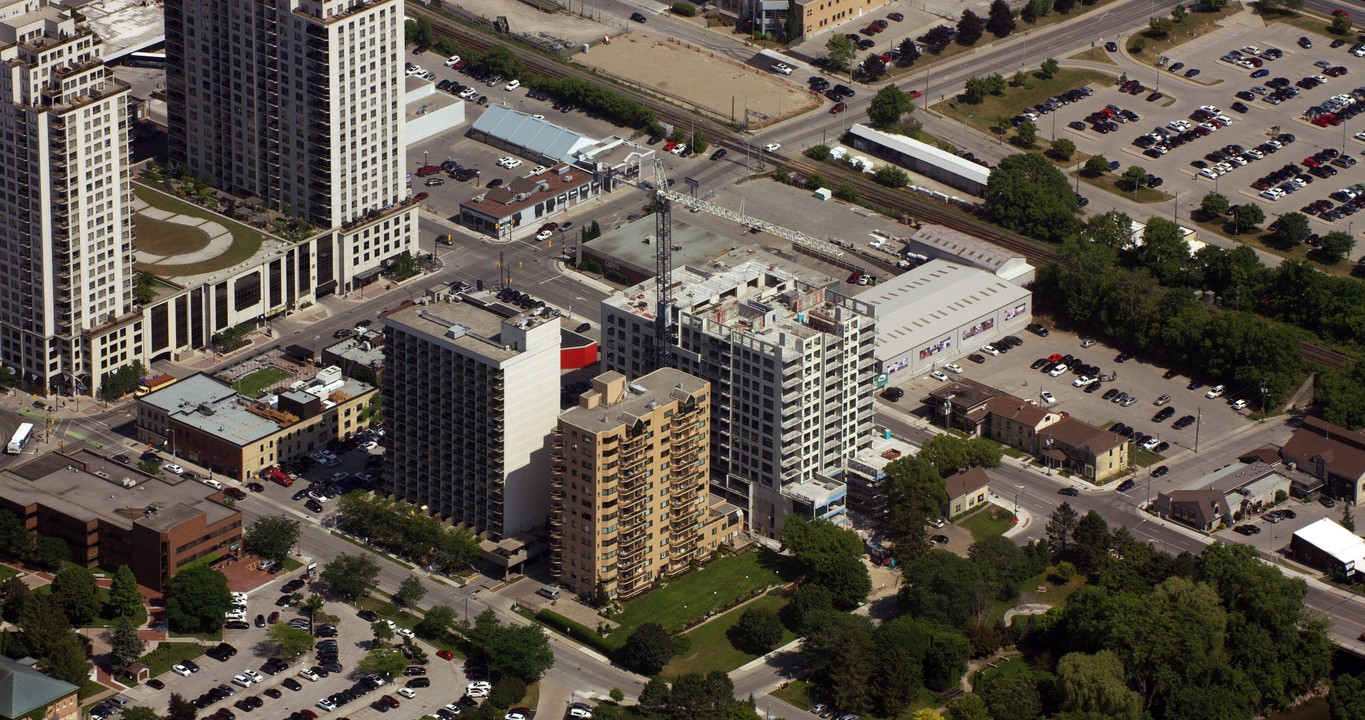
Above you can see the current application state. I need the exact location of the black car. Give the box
[1322,496,1337,508]
[1102,388,1120,401]
[113,454,132,464]
[1026,323,1049,336]
[968,354,986,364]
[1154,442,1170,453]
[147,679,166,690]
[1152,465,1169,477]
[1117,479,1135,492]
[225,620,250,630]
[1084,382,1101,393]
[881,387,905,401]
[630,11,646,22]
[407,678,432,688]
[305,499,324,513]
[1031,358,1048,370]
[1059,487,1080,496]
[1153,407,1176,422]
[282,678,303,692]
[291,488,311,501]
[710,148,728,161]
[1105,41,1118,52]
[1234,525,1261,536]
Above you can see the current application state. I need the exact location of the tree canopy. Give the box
[984,153,1078,242]
[868,85,913,130]
[780,518,871,609]
[320,553,381,601]
[244,515,300,564]
[619,622,675,675]
[465,609,554,683]
[164,564,231,633]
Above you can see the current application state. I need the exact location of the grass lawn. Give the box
[972,655,1029,688]
[1126,3,1243,66]
[959,505,1016,542]
[987,570,1088,625]
[140,641,206,679]
[1266,9,1344,40]
[772,679,815,710]
[606,551,788,645]
[1188,218,1361,279]
[284,556,304,572]
[661,594,796,677]
[1132,447,1164,468]
[133,214,210,256]
[133,183,267,276]
[1080,173,1175,204]
[933,69,1116,134]
[519,681,540,709]
[233,367,292,398]
[0,564,17,581]
[79,679,109,700]
[1068,47,1116,65]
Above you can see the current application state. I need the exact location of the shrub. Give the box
[671,2,697,16]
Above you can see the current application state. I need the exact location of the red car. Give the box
[908,90,922,98]
[224,488,246,500]
[416,165,441,177]
[829,102,846,114]
[437,649,455,660]
[413,192,429,201]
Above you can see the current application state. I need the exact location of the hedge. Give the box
[535,608,617,654]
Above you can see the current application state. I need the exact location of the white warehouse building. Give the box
[847,124,991,196]
[857,260,1032,378]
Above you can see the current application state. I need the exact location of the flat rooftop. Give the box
[142,371,374,446]
[325,330,385,368]
[70,0,165,60]
[384,292,555,364]
[560,368,707,430]
[585,215,745,274]
[2,448,237,531]
[848,434,918,475]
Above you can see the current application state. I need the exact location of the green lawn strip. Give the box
[1079,174,1175,204]
[1188,217,1360,279]
[1131,446,1164,468]
[330,531,415,569]
[140,641,206,678]
[519,681,540,709]
[1264,9,1341,41]
[1067,47,1116,65]
[605,551,787,645]
[933,69,1115,133]
[174,628,224,642]
[959,505,1016,542]
[0,564,18,581]
[132,214,211,256]
[661,594,795,678]
[987,570,1088,625]
[132,182,268,276]
[284,556,304,571]
[234,367,292,398]
[1126,3,1243,65]
[971,655,1029,688]
[79,679,110,700]
[771,680,816,710]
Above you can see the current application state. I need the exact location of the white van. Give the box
[202,477,224,490]
[535,586,560,600]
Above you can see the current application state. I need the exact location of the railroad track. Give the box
[419,10,1354,371]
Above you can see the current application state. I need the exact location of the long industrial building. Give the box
[601,258,876,539]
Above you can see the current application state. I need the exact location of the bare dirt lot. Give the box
[441,0,614,46]
[573,32,816,124]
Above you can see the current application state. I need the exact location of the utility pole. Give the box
[1194,408,1202,452]
[1260,377,1268,414]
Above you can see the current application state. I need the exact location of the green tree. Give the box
[825,34,856,72]
[1317,230,1356,264]
[804,145,832,161]
[320,553,381,601]
[19,599,73,662]
[41,632,89,685]
[0,508,28,559]
[1023,0,1052,22]
[1015,119,1037,148]
[802,612,875,711]
[1040,58,1060,78]
[51,566,100,627]
[780,583,834,634]
[833,183,860,203]
[1199,192,1230,220]
[969,535,1043,599]
[963,76,991,103]
[1332,673,1365,720]
[108,616,145,675]
[883,455,945,558]
[984,153,1078,242]
[982,673,1042,720]
[415,605,457,639]
[619,622,675,675]
[163,564,231,633]
[728,607,784,654]
[957,9,985,45]
[1172,4,1187,23]
[107,565,144,621]
[689,132,709,155]
[924,25,954,52]
[922,626,972,690]
[1233,202,1265,233]
[266,622,315,656]
[868,84,913,129]
[986,0,1016,37]
[1121,165,1148,193]
[946,693,991,720]
[669,671,737,720]
[873,166,909,188]
[1269,212,1310,249]
[1319,362,1365,429]
[1047,501,1079,553]
[30,535,70,571]
[870,617,928,715]
[1083,154,1110,177]
[900,550,995,628]
[465,609,554,683]
[1332,13,1353,35]
[638,677,672,717]
[1072,510,1111,574]
[359,647,408,678]
[781,518,871,609]
[244,515,299,564]
[133,272,157,305]
[898,38,921,65]
[0,575,31,622]
[371,620,395,644]
[1148,16,1173,37]
[395,575,427,607]
[488,676,528,709]
[862,54,887,81]
[1345,505,1357,533]
[1051,137,1076,161]
[1057,651,1142,719]
[480,45,521,82]
[167,693,196,720]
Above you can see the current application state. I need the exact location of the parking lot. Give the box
[882,322,1254,464]
[1051,23,1365,236]
[122,586,469,720]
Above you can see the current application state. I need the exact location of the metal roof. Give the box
[856,260,1031,362]
[0,655,78,719]
[1293,518,1365,567]
[472,105,596,163]
[849,124,991,186]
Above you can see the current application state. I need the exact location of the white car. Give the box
[568,707,593,719]
[981,344,1000,356]
[398,688,417,699]
[669,144,687,155]
[163,463,184,475]
[396,627,415,639]
[1231,399,1248,410]
[536,230,553,241]
[232,675,255,688]
[172,664,193,677]
[505,79,521,91]
[384,620,397,630]
[231,592,249,603]
[1040,391,1056,405]
[505,710,529,720]
[930,370,949,382]
[764,143,781,153]
[466,685,491,698]
[1072,375,1092,388]
[530,165,547,175]
[1048,363,1068,377]
[360,440,378,450]
[299,668,320,682]
[944,363,963,374]
[496,156,515,168]
[444,55,461,67]
[505,158,523,169]
[1205,384,1225,399]
[770,62,793,75]
[459,87,478,99]
[405,65,426,77]
[244,669,264,682]
[1141,437,1160,451]
[317,699,337,712]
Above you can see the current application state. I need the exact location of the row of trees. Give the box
[336,492,480,572]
